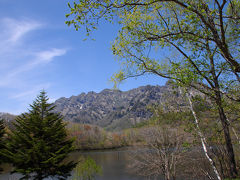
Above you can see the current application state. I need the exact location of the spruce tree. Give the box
[0,118,5,173]
[6,90,76,180]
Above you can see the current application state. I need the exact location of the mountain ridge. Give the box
[0,82,190,131]
[53,82,188,130]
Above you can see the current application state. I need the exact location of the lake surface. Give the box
[0,148,151,180]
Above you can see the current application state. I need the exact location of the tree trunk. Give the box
[165,170,171,180]
[187,91,222,180]
[216,97,238,178]
[210,54,238,178]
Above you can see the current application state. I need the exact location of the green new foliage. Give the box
[66,0,240,80]
[72,156,102,180]
[6,91,76,180]
[0,118,5,173]
[66,0,240,177]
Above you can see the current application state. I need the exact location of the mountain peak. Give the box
[53,84,187,131]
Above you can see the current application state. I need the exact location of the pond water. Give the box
[0,148,152,180]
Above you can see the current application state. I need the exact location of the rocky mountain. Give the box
[0,112,16,122]
[54,82,189,130]
[0,112,16,129]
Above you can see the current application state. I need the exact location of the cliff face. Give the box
[54,83,188,130]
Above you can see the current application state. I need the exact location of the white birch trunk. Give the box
[231,126,240,145]
[186,91,222,180]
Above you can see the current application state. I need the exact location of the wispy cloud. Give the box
[3,18,42,43]
[0,18,42,43]
[0,18,67,85]
[10,48,67,77]
[34,48,67,64]
[10,83,51,100]
[0,17,67,113]
[0,48,67,88]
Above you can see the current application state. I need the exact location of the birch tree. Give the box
[66,0,240,177]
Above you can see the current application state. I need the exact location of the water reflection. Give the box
[0,148,148,180]
[71,148,147,180]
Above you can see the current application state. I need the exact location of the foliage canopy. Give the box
[66,0,240,178]
[66,0,240,85]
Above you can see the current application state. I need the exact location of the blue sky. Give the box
[0,0,166,114]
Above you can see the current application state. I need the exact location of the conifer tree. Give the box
[6,90,76,180]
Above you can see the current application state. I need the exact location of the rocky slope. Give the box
[54,82,189,130]
[0,112,16,122]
